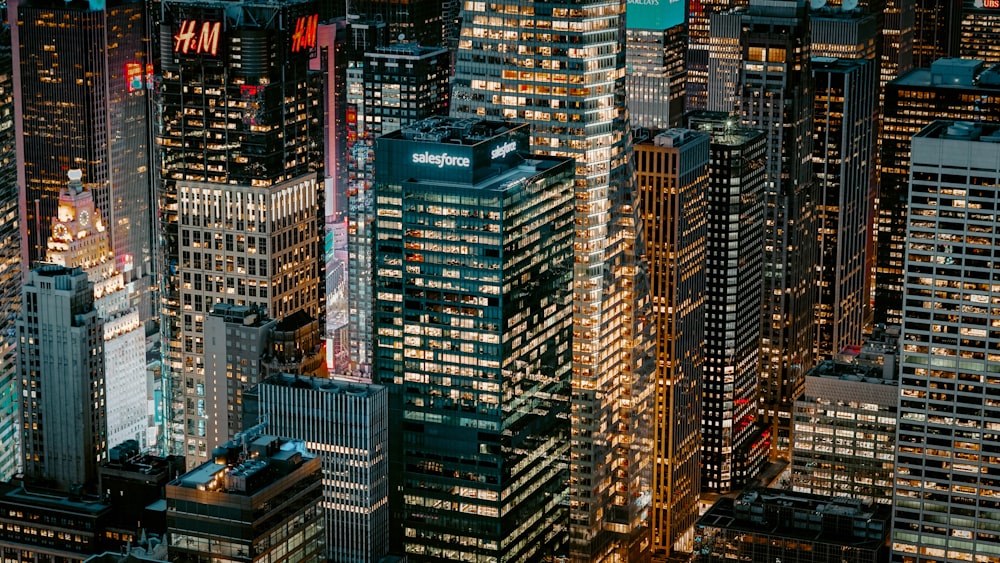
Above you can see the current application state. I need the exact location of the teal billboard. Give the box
[626,0,686,30]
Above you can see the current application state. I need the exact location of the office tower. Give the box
[913,0,960,67]
[0,22,22,482]
[705,9,743,112]
[625,0,686,128]
[880,0,914,90]
[0,483,117,561]
[893,120,1000,563]
[452,1,657,557]
[46,171,146,464]
[245,374,389,563]
[347,0,443,46]
[792,357,897,505]
[157,0,322,462]
[635,129,707,553]
[687,111,770,494]
[203,304,273,455]
[959,0,1000,63]
[810,8,878,59]
[166,434,324,563]
[15,0,155,322]
[312,20,351,372]
[345,43,449,372]
[687,0,749,111]
[698,489,891,563]
[812,58,877,359]
[733,0,817,459]
[373,118,574,560]
[876,59,1000,326]
[18,265,105,490]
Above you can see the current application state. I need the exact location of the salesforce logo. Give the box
[412,151,472,168]
[490,141,518,160]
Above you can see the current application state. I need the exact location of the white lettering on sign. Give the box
[490,141,518,160]
[412,152,472,168]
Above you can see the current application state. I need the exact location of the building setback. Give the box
[373,117,575,560]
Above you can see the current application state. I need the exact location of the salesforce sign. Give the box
[411,151,472,168]
[626,0,685,31]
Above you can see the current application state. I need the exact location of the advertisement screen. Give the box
[626,0,685,30]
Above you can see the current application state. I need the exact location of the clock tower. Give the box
[47,170,123,314]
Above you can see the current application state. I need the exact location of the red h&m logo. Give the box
[174,20,222,56]
[291,14,318,53]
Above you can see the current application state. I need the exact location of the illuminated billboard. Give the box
[626,0,686,30]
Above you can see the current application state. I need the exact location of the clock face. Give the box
[78,210,90,227]
[54,223,69,239]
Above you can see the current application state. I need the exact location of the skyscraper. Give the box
[245,374,389,563]
[0,21,22,482]
[635,129,708,553]
[687,111,769,494]
[345,42,450,372]
[687,0,748,111]
[18,265,105,490]
[912,0,960,67]
[15,0,155,322]
[452,3,656,558]
[893,120,1000,563]
[46,171,146,453]
[156,0,322,462]
[876,58,1000,326]
[625,0,687,128]
[812,57,877,359]
[958,0,1000,64]
[373,118,575,560]
[733,0,817,458]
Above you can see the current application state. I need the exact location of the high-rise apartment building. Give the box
[245,374,389,563]
[812,57,877,359]
[958,0,1000,64]
[636,129,708,553]
[687,111,770,494]
[15,0,155,322]
[876,58,1000,326]
[373,118,575,560]
[18,265,105,490]
[46,171,146,452]
[156,0,322,463]
[732,0,818,458]
[792,358,897,505]
[166,434,324,563]
[345,42,450,372]
[452,3,656,558]
[893,120,1000,563]
[626,0,686,128]
[0,22,22,482]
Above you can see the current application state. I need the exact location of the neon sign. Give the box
[291,14,318,53]
[174,20,222,56]
[985,0,999,8]
[412,152,471,168]
[126,62,143,92]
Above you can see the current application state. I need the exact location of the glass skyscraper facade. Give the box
[372,118,575,560]
[451,3,656,559]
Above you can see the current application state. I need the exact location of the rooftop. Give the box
[261,373,386,397]
[893,58,1000,89]
[392,117,526,145]
[916,120,1000,143]
[171,435,313,496]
